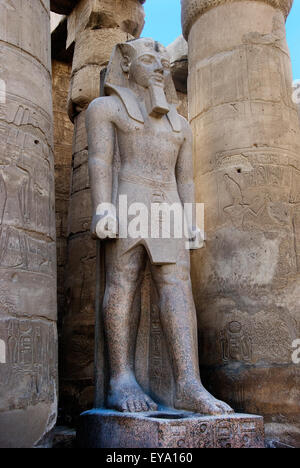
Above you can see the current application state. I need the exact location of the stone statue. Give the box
[86,38,233,415]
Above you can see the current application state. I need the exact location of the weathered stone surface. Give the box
[66,0,145,118]
[181,0,293,40]
[51,0,146,16]
[0,402,56,449]
[0,318,57,409]
[167,35,188,91]
[72,28,134,74]
[66,0,145,48]
[68,65,105,119]
[52,60,73,338]
[182,0,300,447]
[52,426,76,448]
[0,0,57,447]
[77,409,264,448]
[167,36,188,117]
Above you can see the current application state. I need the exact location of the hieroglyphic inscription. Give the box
[149,304,163,398]
[0,319,56,408]
[192,417,263,448]
[0,100,55,277]
[220,321,252,363]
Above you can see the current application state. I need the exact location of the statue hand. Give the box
[187,226,205,250]
[91,212,118,240]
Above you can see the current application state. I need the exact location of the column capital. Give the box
[181,0,293,39]
[51,0,146,15]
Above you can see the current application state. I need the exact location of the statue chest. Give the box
[117,119,184,162]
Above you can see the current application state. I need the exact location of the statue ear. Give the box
[121,55,131,74]
[104,44,131,91]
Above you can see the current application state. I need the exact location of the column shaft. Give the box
[182,0,300,446]
[0,0,57,448]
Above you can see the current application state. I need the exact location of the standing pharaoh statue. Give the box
[86,38,233,415]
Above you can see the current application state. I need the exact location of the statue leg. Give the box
[104,242,158,413]
[151,248,233,415]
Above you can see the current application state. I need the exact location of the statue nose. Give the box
[155,66,164,75]
[154,61,164,74]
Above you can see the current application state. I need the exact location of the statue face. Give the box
[128,51,171,89]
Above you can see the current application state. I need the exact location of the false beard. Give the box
[148,84,169,117]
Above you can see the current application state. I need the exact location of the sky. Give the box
[142,0,300,80]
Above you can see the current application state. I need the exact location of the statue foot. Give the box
[107,374,158,413]
[174,379,234,416]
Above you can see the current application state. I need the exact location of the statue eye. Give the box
[141,56,153,64]
[162,61,170,69]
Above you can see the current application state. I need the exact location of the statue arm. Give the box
[86,98,118,239]
[176,121,204,249]
[176,122,195,206]
[86,98,115,210]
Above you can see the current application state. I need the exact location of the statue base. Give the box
[77,408,264,448]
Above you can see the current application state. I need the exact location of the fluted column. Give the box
[182,0,300,446]
[60,0,145,422]
[0,0,57,447]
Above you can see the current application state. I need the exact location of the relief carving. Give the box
[0,319,57,407]
[220,321,252,363]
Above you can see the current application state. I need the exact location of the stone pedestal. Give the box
[77,409,264,448]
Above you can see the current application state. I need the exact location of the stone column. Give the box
[182,0,300,447]
[60,0,145,422]
[0,0,57,448]
[167,35,188,119]
[52,60,73,335]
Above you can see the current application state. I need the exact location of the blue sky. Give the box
[143,0,300,79]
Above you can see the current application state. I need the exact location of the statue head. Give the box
[119,38,171,90]
[104,38,178,117]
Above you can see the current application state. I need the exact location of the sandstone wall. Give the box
[0,0,57,447]
[182,0,300,447]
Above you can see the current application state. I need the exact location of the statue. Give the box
[86,38,233,416]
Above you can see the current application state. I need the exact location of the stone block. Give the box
[68,189,92,235]
[72,28,133,74]
[77,409,265,448]
[68,65,103,119]
[67,0,145,48]
[73,112,88,155]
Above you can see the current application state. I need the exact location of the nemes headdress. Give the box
[104,38,179,117]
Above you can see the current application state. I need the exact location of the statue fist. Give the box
[91,207,118,240]
[187,226,205,250]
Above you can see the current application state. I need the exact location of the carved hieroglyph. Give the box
[182,0,300,447]
[0,0,57,448]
